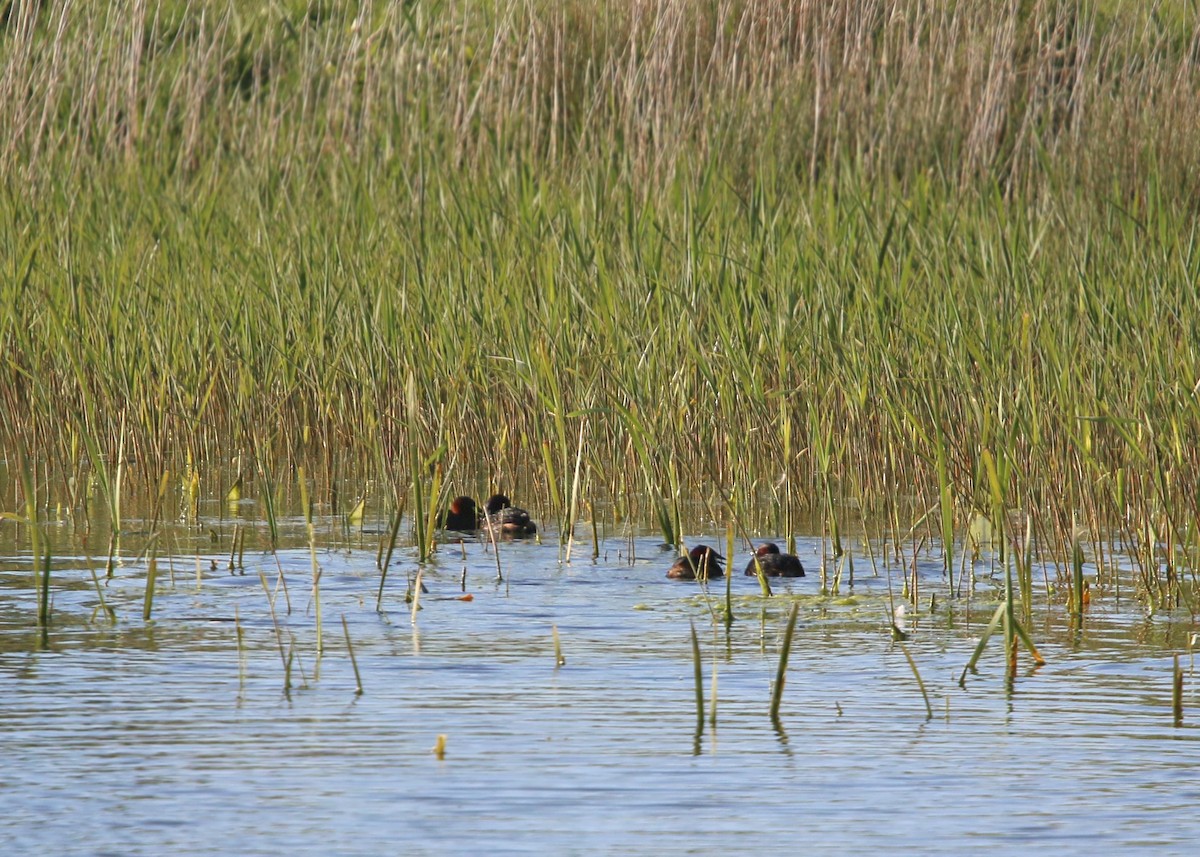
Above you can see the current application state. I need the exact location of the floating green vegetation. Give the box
[2,0,1200,613]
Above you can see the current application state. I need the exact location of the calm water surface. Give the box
[2,515,1198,855]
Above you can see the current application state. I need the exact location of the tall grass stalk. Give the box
[690,620,704,736]
[342,614,363,696]
[258,571,289,676]
[1174,654,1184,726]
[896,641,933,720]
[142,543,157,621]
[769,603,800,723]
[103,533,117,582]
[781,400,795,557]
[588,501,599,561]
[724,523,735,627]
[565,419,586,553]
[376,504,405,611]
[1004,548,1017,675]
[37,546,50,646]
[235,605,246,695]
[1071,516,1086,621]
[960,602,1008,686]
[1016,515,1034,619]
[484,515,504,583]
[936,431,954,592]
[256,466,279,551]
[15,451,51,633]
[227,524,241,573]
[299,467,322,653]
[709,656,719,730]
[410,567,424,624]
[86,555,115,623]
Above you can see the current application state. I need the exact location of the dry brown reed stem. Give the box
[0,1,1194,193]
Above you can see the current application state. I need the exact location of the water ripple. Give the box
[2,536,1198,854]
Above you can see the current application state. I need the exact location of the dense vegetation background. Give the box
[2,1,1199,561]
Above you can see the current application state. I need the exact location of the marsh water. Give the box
[2,499,1199,855]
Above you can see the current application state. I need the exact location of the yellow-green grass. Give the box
[2,1,1200,606]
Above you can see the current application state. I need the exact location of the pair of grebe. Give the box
[666,542,805,581]
[441,494,537,537]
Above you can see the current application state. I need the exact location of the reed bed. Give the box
[3,1,1200,604]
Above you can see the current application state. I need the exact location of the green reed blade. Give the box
[896,641,933,720]
[690,620,704,735]
[377,503,406,611]
[410,567,424,624]
[724,522,735,626]
[959,602,1007,686]
[1071,516,1085,619]
[769,603,800,723]
[935,429,954,590]
[342,614,364,696]
[1010,614,1046,667]
[235,605,246,694]
[298,467,322,654]
[142,545,157,621]
[1173,654,1183,727]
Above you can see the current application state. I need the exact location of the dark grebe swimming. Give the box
[440,496,480,531]
[743,542,805,578]
[667,545,725,581]
[483,494,538,537]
